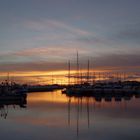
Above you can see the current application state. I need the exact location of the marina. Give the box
[63,81,140,96]
[1,0,140,139]
[62,52,140,97]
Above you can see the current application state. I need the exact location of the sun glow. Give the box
[0,69,139,85]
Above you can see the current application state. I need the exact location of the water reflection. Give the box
[28,90,140,139]
[0,96,27,119]
[0,90,140,140]
[66,92,140,138]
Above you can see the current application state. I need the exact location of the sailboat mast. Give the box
[87,59,90,84]
[7,72,10,84]
[68,60,71,85]
[76,51,79,85]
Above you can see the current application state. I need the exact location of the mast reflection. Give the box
[67,92,140,137]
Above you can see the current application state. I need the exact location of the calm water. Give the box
[0,90,140,140]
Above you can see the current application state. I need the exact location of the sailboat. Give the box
[64,53,140,97]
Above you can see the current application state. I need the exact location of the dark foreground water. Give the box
[0,90,140,140]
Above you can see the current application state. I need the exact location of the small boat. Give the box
[0,81,28,101]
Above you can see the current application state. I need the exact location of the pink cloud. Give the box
[24,19,91,36]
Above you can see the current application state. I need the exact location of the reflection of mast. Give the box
[76,98,80,138]
[68,97,71,126]
[87,98,90,128]
[0,95,27,119]
[80,97,83,114]
[0,105,8,119]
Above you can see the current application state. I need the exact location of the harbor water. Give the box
[0,90,140,140]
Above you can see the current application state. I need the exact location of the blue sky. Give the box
[0,0,140,72]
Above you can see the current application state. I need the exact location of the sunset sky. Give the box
[0,0,140,80]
